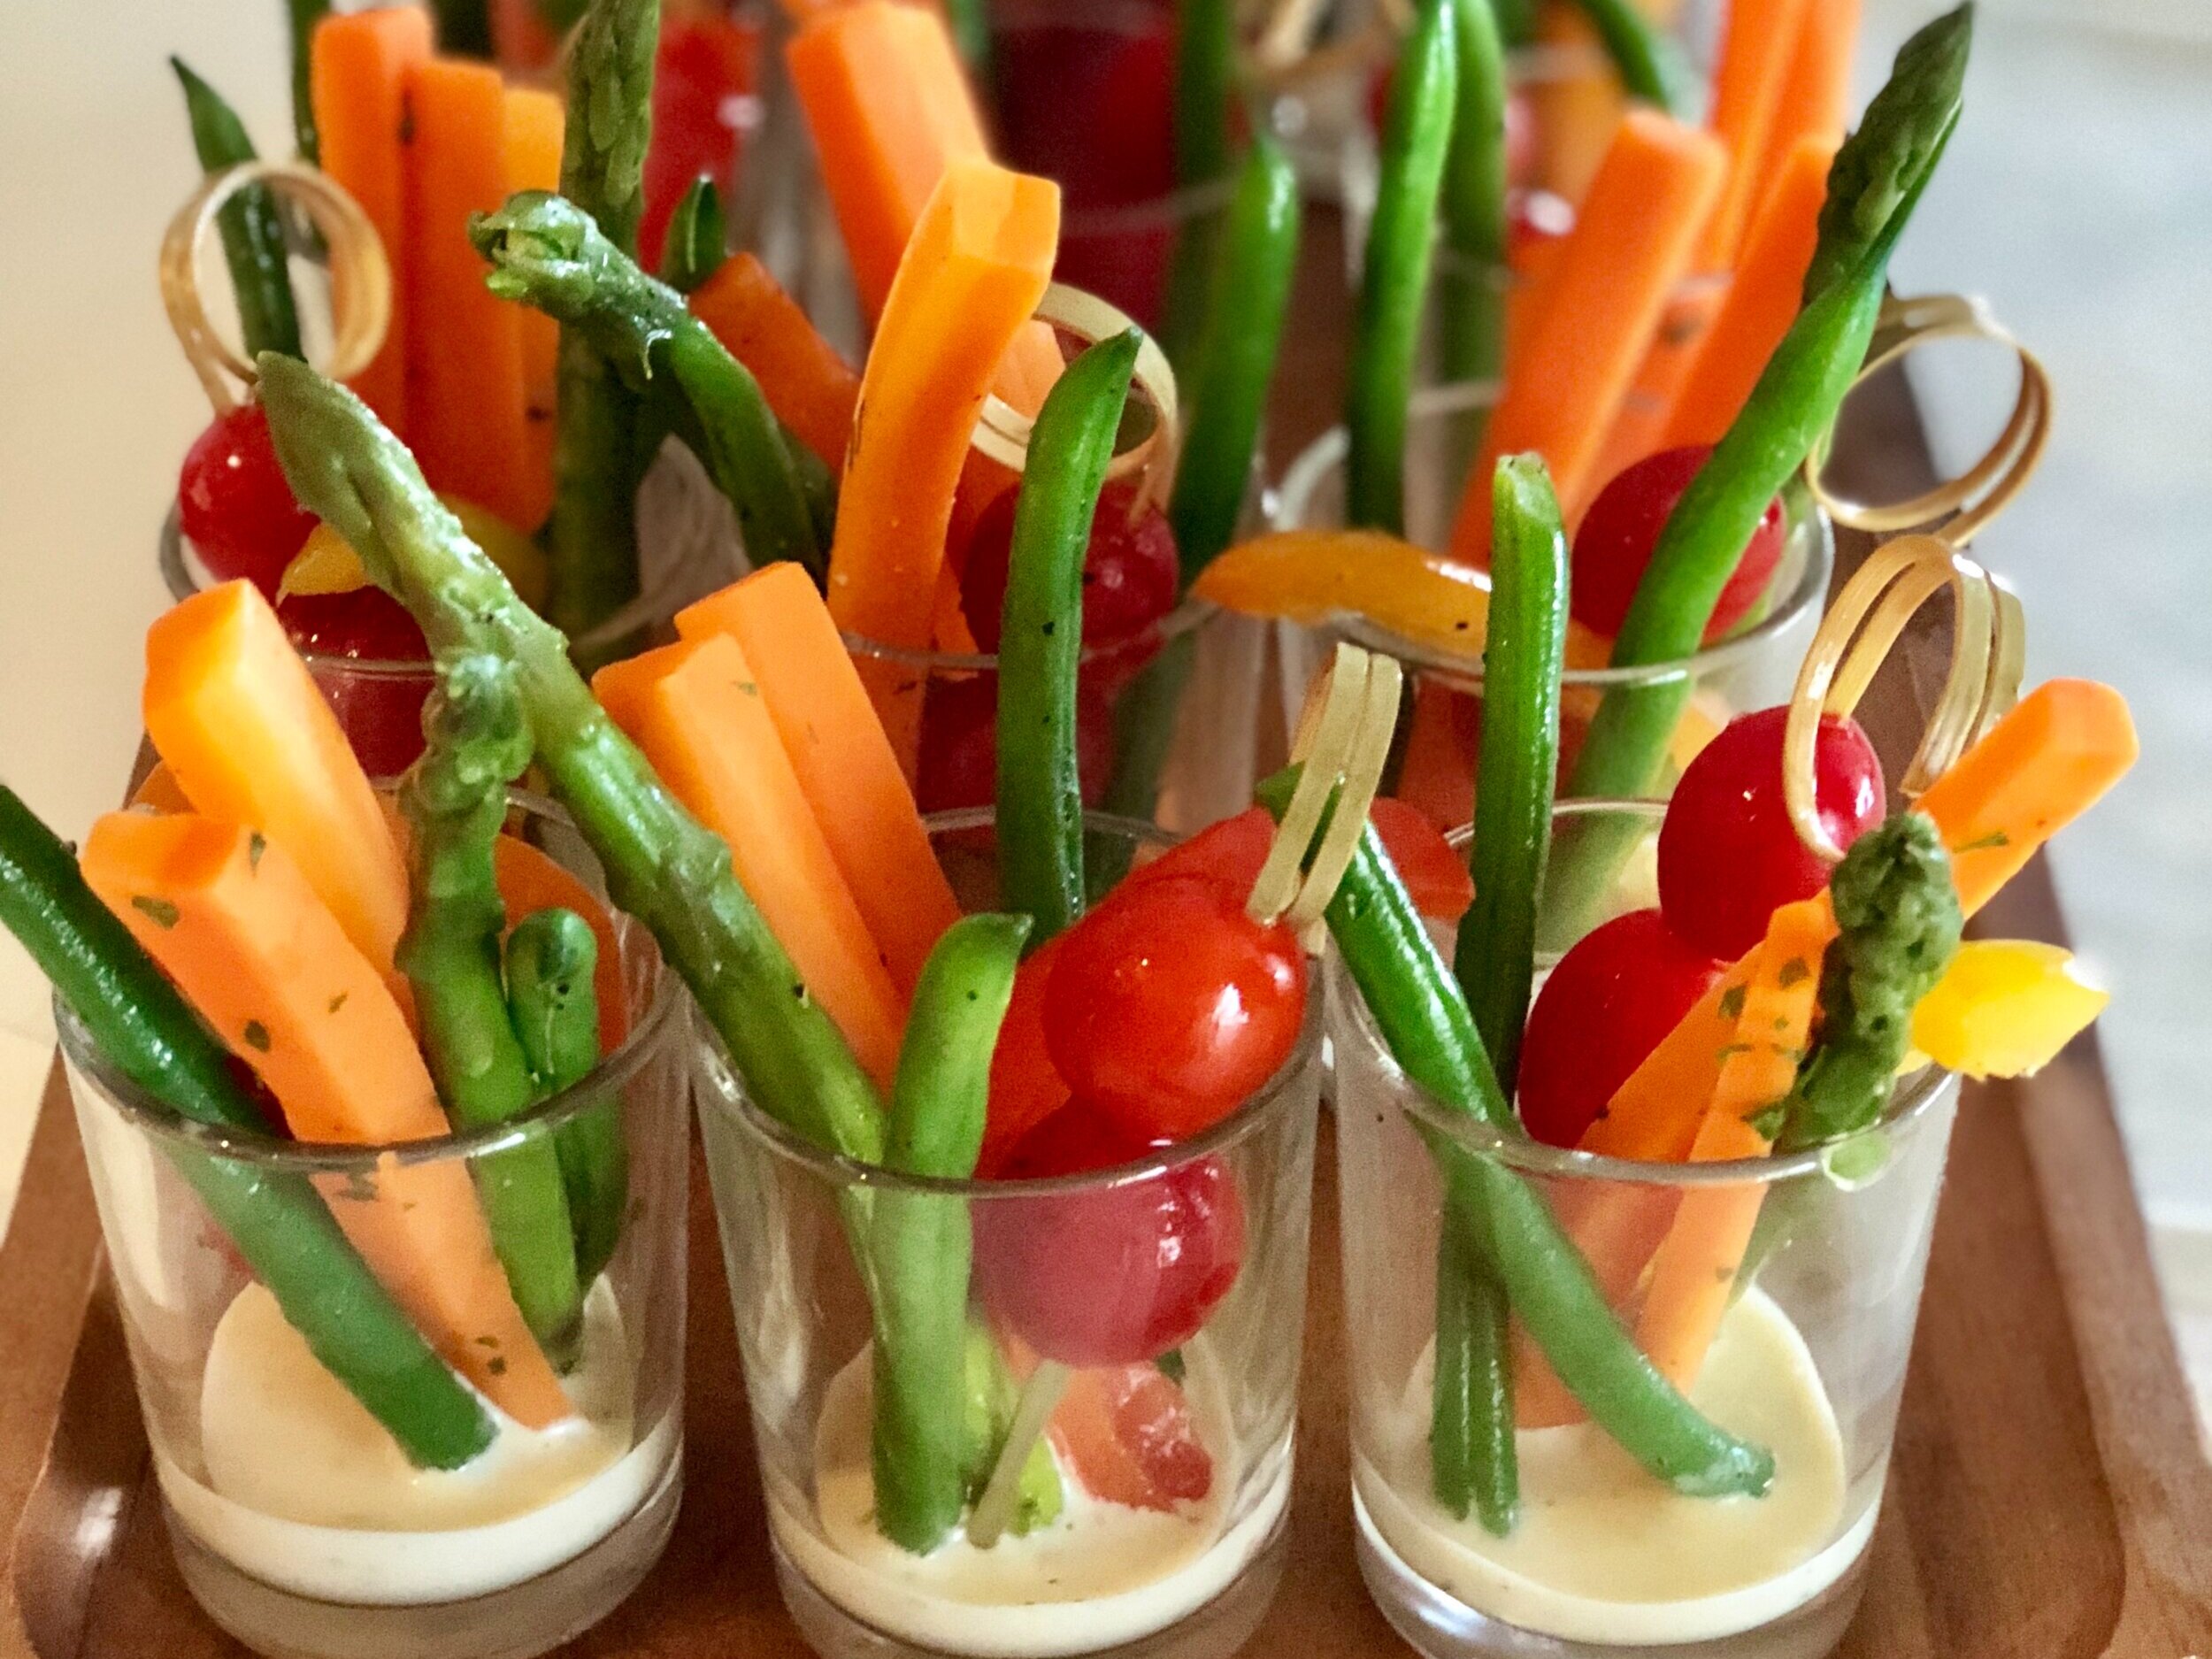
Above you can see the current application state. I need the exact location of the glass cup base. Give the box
[1351,1492,1870,1659]
[768,1508,1294,1659]
[163,1448,683,1659]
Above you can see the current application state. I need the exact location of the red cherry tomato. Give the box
[1517,908,1727,1148]
[178,405,319,598]
[277,591,432,780]
[1571,447,1786,643]
[959,483,1181,655]
[1044,874,1306,1142]
[995,15,1175,210]
[980,934,1072,1176]
[639,14,759,272]
[915,675,1118,817]
[1658,706,1886,961]
[1048,1359,1212,1509]
[1114,801,1469,922]
[976,1107,1244,1369]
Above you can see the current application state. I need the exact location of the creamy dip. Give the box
[769,1345,1291,1658]
[1356,1289,1874,1646]
[157,1278,675,1606]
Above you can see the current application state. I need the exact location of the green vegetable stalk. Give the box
[997,333,1140,947]
[285,0,333,163]
[431,0,495,58]
[1436,0,1509,449]
[0,785,492,1470]
[1347,0,1457,534]
[871,913,1029,1552]
[1772,813,1961,1150]
[473,191,823,580]
[545,0,661,636]
[398,654,584,1368]
[659,178,728,296]
[1561,0,1695,115]
[960,1319,1063,1533]
[172,58,303,363]
[1160,0,1239,365]
[506,905,628,1287]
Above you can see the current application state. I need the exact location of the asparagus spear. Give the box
[544,0,661,636]
[0,785,492,1469]
[258,351,887,1171]
[506,905,628,1287]
[284,0,333,163]
[473,191,823,580]
[398,654,584,1367]
[172,58,303,363]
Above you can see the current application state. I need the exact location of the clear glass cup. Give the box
[1330,799,1962,1659]
[159,443,743,781]
[696,810,1325,1659]
[58,795,693,1659]
[1271,381,1835,820]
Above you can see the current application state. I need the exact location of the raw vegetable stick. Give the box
[1748,0,1864,217]
[1663,135,1840,449]
[286,0,332,163]
[503,85,565,520]
[827,159,1060,771]
[1448,111,1726,559]
[997,333,1140,945]
[143,580,410,979]
[688,251,861,468]
[1347,0,1457,536]
[659,178,727,296]
[1563,0,1695,114]
[398,653,585,1366]
[677,567,962,998]
[258,352,887,1166]
[494,837,628,1053]
[505,906,627,1287]
[871,912,1029,1553]
[80,809,573,1428]
[472,191,822,578]
[312,4,434,435]
[1696,0,1816,270]
[594,635,906,1088]
[172,58,303,363]
[1436,0,1510,411]
[1159,0,1236,361]
[0,784,493,1471]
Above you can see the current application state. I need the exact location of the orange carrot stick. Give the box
[1697,0,1815,269]
[311,6,434,436]
[502,85,565,528]
[142,580,410,979]
[826,158,1060,769]
[1587,275,1732,504]
[1449,111,1726,557]
[81,810,570,1427]
[402,58,537,533]
[1526,8,1623,207]
[594,635,907,1087]
[678,564,964,996]
[1662,134,1839,449]
[688,251,862,467]
[1750,0,1863,204]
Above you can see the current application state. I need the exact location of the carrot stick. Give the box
[503,85,565,527]
[1696,0,1814,269]
[143,580,410,979]
[1526,7,1621,206]
[1662,135,1840,449]
[1749,0,1863,206]
[593,635,908,1088]
[311,5,434,437]
[402,58,537,533]
[1449,111,1726,556]
[81,810,572,1427]
[1587,275,1730,502]
[677,563,964,997]
[688,251,861,467]
[826,158,1060,769]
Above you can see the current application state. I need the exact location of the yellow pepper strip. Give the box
[1909,939,2108,1081]
[282,495,549,612]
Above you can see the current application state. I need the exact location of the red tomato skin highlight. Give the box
[178,405,319,599]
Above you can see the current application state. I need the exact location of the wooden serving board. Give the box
[4,215,2208,1656]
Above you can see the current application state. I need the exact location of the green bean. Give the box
[506,906,628,1288]
[660,178,728,296]
[1256,769,1775,1497]
[872,913,1029,1553]
[1488,0,1537,49]
[259,351,887,1170]
[431,0,495,58]
[0,785,491,1469]
[473,191,824,580]
[1561,0,1695,115]
[1437,0,1509,433]
[172,58,303,363]
[1168,135,1301,587]
[398,655,583,1368]
[1160,0,1238,364]
[960,1317,1064,1535]
[285,0,333,163]
[1431,1240,1516,1532]
[1348,0,1456,534]
[997,333,1140,944]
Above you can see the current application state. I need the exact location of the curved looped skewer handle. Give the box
[1807,291,2052,549]
[159,160,392,414]
[1782,534,2027,863]
[970,282,1183,523]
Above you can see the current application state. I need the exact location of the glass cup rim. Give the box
[1271,380,1837,689]
[1331,792,1956,1187]
[157,445,722,678]
[695,807,1323,1200]
[844,595,1217,675]
[58,790,688,1173]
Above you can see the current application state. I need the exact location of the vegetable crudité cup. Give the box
[1271,382,1834,818]
[59,796,692,1659]
[1331,800,1962,1659]
[160,445,742,781]
[696,811,1323,1659]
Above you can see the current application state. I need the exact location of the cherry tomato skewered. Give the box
[178,404,319,598]
[1572,447,1786,643]
[959,482,1180,656]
